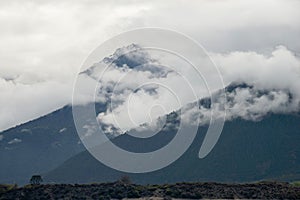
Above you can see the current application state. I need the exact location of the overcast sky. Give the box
[0,0,300,131]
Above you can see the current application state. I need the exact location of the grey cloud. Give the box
[130,0,300,52]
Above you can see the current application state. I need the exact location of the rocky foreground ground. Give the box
[1,181,300,199]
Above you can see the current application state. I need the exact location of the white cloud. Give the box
[212,46,300,100]
[8,138,22,144]
[59,128,67,133]
[182,86,297,127]
[92,45,300,134]
[20,129,32,134]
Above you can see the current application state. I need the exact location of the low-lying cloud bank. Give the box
[76,45,300,135]
[181,84,297,128]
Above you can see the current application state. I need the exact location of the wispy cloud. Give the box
[8,138,22,144]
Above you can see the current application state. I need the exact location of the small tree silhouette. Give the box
[30,175,43,185]
[118,175,131,184]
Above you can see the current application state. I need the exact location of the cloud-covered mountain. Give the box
[76,44,300,137]
[0,44,299,185]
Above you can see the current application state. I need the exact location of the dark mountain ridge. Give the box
[44,113,300,184]
[1,82,299,185]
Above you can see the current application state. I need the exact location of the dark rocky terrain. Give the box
[1,181,300,200]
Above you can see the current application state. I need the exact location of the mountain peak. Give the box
[225,82,253,93]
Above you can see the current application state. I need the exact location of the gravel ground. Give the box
[1,181,300,199]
